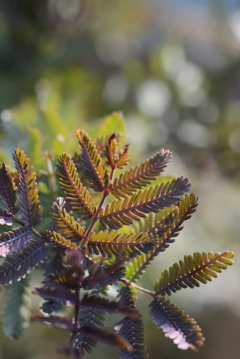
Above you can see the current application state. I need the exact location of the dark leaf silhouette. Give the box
[81,294,139,318]
[116,286,147,359]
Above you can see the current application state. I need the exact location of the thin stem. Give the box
[12,215,44,239]
[79,167,116,248]
[121,278,156,297]
[70,287,81,347]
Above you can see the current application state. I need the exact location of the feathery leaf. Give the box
[125,194,198,283]
[116,286,148,359]
[87,230,155,258]
[75,129,109,191]
[0,226,34,257]
[0,239,47,285]
[111,149,171,198]
[100,177,190,229]
[78,324,132,352]
[81,294,139,318]
[149,297,205,351]
[82,255,126,289]
[0,162,18,214]
[52,202,84,241]
[2,276,31,339]
[154,251,234,296]
[46,230,77,250]
[13,149,41,225]
[56,152,95,217]
[34,286,77,305]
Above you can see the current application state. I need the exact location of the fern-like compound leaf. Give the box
[2,276,31,339]
[46,230,77,250]
[78,324,132,352]
[0,226,34,257]
[73,306,106,353]
[56,152,95,217]
[75,129,109,191]
[52,202,84,241]
[13,149,41,226]
[0,208,13,226]
[34,286,77,305]
[125,194,198,283]
[31,314,73,331]
[0,162,18,214]
[0,239,47,285]
[87,230,155,257]
[111,149,172,198]
[82,256,126,289]
[81,294,139,318]
[155,251,234,296]
[149,296,205,351]
[116,286,148,359]
[100,177,190,229]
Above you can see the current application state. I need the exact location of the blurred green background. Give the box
[0,0,240,358]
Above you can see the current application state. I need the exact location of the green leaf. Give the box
[97,112,126,146]
[13,149,41,226]
[75,129,109,192]
[111,149,171,198]
[149,296,205,351]
[2,276,31,339]
[154,251,234,296]
[56,152,95,217]
[27,127,44,168]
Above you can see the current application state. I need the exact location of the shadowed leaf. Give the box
[0,208,13,226]
[149,297,205,351]
[0,226,34,257]
[2,276,31,339]
[0,239,47,285]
